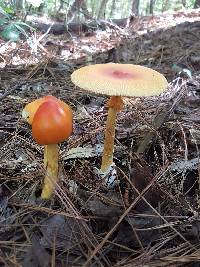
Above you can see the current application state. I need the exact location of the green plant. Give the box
[0,5,33,41]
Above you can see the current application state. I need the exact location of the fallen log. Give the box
[26,16,130,35]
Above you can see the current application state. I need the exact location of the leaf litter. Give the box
[0,8,200,267]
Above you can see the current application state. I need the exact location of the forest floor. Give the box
[0,8,200,267]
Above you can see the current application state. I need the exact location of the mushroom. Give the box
[22,95,73,171]
[22,96,73,199]
[71,63,168,173]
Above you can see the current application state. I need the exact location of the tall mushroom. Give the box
[22,96,73,199]
[71,63,168,173]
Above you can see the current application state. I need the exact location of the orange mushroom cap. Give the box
[32,101,73,145]
[22,95,73,125]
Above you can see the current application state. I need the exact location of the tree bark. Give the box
[149,0,155,15]
[15,0,24,10]
[181,0,186,7]
[131,0,140,16]
[81,1,90,19]
[97,0,109,19]
[58,0,64,12]
[110,0,116,18]
[89,0,96,17]
[162,0,169,12]
[67,0,90,22]
[194,0,200,8]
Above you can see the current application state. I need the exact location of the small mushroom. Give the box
[22,96,73,199]
[22,95,73,172]
[32,100,72,199]
[71,63,168,173]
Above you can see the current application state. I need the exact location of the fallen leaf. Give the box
[40,215,83,250]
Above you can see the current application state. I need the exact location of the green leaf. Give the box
[0,6,10,18]
[13,24,28,37]
[0,18,8,26]
[1,25,20,41]
[3,6,14,15]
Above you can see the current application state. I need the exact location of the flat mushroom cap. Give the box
[71,63,168,97]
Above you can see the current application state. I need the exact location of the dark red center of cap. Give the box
[112,70,129,78]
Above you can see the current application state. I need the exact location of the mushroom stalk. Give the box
[101,107,117,172]
[101,96,123,172]
[41,144,59,199]
[44,145,47,167]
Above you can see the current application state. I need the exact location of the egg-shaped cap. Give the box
[71,63,168,97]
[32,101,73,145]
[22,95,73,125]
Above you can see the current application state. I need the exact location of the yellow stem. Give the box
[44,145,47,168]
[101,96,123,172]
[41,144,59,199]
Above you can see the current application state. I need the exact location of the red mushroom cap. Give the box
[32,101,73,145]
[22,95,73,125]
